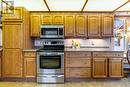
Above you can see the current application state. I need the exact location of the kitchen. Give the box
[0,0,130,87]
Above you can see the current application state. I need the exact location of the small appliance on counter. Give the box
[36,24,64,83]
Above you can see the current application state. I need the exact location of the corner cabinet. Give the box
[23,51,36,78]
[30,14,41,37]
[88,14,101,37]
[102,14,114,37]
[2,49,23,77]
[65,15,75,37]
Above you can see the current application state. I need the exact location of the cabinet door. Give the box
[24,58,36,78]
[41,14,52,24]
[102,14,114,37]
[30,14,41,37]
[3,22,22,49]
[65,15,75,37]
[52,15,64,24]
[76,15,87,37]
[88,14,101,37]
[109,58,123,78]
[3,7,23,21]
[93,58,107,78]
[2,49,22,77]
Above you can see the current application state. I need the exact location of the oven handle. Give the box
[41,52,64,55]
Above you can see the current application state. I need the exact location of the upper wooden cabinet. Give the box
[76,15,87,37]
[88,14,101,37]
[3,22,22,49]
[2,7,23,21]
[2,49,23,77]
[102,14,114,37]
[109,58,123,78]
[41,14,52,24]
[65,15,75,37]
[30,14,41,37]
[41,14,64,24]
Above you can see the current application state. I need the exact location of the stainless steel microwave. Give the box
[40,25,64,38]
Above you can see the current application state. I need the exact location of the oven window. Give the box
[40,56,61,69]
[41,28,58,35]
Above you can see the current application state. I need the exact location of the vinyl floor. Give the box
[0,78,130,87]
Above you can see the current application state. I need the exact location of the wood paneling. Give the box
[2,49,22,77]
[109,58,123,78]
[88,14,101,37]
[76,15,87,37]
[3,22,22,49]
[30,14,41,37]
[93,58,108,78]
[102,14,114,37]
[65,15,75,37]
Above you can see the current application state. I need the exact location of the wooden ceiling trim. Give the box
[113,0,130,12]
[81,0,88,12]
[43,0,50,12]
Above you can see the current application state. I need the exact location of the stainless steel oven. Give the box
[40,25,64,39]
[36,39,64,83]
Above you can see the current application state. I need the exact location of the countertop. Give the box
[22,49,37,52]
[65,47,124,52]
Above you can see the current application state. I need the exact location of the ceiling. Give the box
[1,0,130,12]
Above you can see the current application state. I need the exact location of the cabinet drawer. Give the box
[93,52,124,58]
[66,58,91,68]
[23,52,36,58]
[66,68,91,78]
[65,52,91,58]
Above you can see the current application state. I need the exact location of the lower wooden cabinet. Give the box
[2,49,23,77]
[66,68,91,78]
[0,51,2,77]
[93,58,108,78]
[109,58,123,78]
[23,51,36,78]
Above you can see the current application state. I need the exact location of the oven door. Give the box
[37,52,64,75]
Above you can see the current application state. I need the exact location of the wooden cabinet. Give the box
[93,58,108,78]
[76,15,87,37]
[65,15,75,37]
[66,68,91,78]
[2,49,22,77]
[23,51,36,78]
[65,52,92,78]
[93,52,124,78]
[3,7,23,21]
[0,51,1,77]
[3,22,22,49]
[30,14,41,37]
[102,14,114,37]
[41,14,52,24]
[109,58,123,78]
[41,14,64,24]
[88,14,101,37]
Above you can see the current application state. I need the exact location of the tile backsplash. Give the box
[65,38,114,48]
